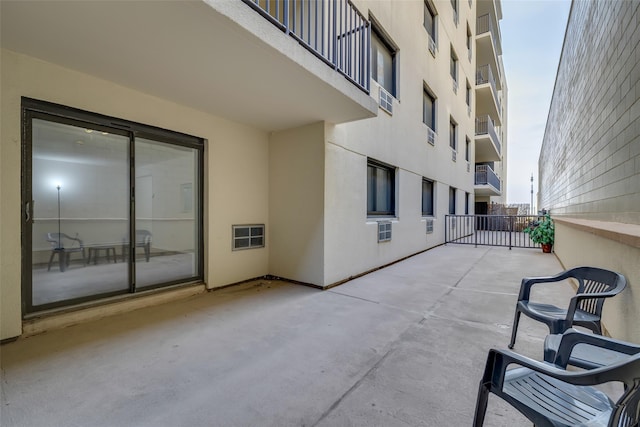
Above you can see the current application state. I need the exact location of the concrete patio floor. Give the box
[1,245,577,426]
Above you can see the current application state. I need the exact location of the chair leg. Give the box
[47,251,55,272]
[144,243,150,262]
[508,309,521,349]
[472,382,490,427]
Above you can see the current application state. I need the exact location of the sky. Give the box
[500,0,572,205]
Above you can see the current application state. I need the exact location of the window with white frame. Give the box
[451,0,459,24]
[367,159,395,217]
[449,186,456,214]
[424,1,437,53]
[371,25,397,97]
[422,178,434,216]
[466,80,472,107]
[423,88,436,130]
[465,192,470,214]
[467,23,472,60]
[465,136,471,161]
[450,47,458,83]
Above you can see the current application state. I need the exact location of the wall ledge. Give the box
[553,217,640,249]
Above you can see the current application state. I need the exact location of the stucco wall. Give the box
[554,221,640,343]
[1,49,270,339]
[538,1,640,223]
[269,123,325,286]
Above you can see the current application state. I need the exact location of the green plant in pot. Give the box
[524,214,554,253]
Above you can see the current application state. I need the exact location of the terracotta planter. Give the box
[541,243,553,253]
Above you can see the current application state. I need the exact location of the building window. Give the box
[466,23,472,60]
[449,186,456,214]
[450,47,458,83]
[424,1,437,48]
[422,178,434,216]
[232,225,265,250]
[371,26,397,97]
[423,88,436,131]
[451,0,459,24]
[465,192,470,214]
[449,118,457,151]
[21,98,204,314]
[466,80,472,107]
[367,159,395,217]
[465,137,471,161]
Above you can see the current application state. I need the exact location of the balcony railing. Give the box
[477,13,502,56]
[475,115,501,155]
[476,64,501,111]
[475,164,501,191]
[242,0,370,93]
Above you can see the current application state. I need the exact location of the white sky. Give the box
[500,0,572,204]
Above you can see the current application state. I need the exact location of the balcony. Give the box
[475,64,502,125]
[476,13,502,57]
[475,164,501,195]
[475,115,501,162]
[1,0,377,132]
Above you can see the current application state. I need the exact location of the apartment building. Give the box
[0,0,507,341]
[538,0,640,342]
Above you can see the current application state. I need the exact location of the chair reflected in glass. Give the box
[46,232,86,272]
[122,230,152,262]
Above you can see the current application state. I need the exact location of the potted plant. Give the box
[524,214,554,253]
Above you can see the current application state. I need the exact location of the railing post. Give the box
[509,216,513,250]
[445,215,448,244]
[283,0,289,35]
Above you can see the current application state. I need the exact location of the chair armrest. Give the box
[518,269,574,301]
[482,347,640,392]
[553,329,640,368]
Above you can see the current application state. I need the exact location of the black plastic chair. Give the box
[473,330,640,427]
[46,232,86,272]
[508,266,626,349]
[121,230,152,262]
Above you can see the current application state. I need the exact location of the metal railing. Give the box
[475,115,501,154]
[242,0,370,93]
[477,14,501,56]
[476,64,501,111]
[445,215,544,249]
[475,164,501,191]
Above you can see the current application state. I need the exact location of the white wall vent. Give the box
[379,86,393,114]
[426,219,434,234]
[427,127,436,145]
[428,35,437,57]
[378,221,392,242]
[232,224,265,250]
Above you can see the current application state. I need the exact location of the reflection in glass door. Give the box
[134,138,199,288]
[30,118,130,308]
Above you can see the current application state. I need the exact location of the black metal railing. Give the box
[242,0,370,93]
[475,164,501,191]
[445,215,544,249]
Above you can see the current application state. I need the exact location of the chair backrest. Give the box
[46,232,83,249]
[570,267,626,316]
[135,230,152,245]
[611,359,640,427]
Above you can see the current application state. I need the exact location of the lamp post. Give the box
[530,173,534,215]
[56,184,62,249]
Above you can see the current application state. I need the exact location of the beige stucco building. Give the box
[0,0,507,341]
[538,0,640,343]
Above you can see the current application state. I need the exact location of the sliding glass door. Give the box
[23,99,203,313]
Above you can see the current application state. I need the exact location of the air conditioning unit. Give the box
[379,87,393,114]
[427,127,436,145]
[426,219,434,234]
[452,78,458,94]
[467,162,471,172]
[378,221,392,242]
[452,149,457,162]
[428,35,437,57]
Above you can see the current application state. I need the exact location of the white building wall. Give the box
[1,49,271,339]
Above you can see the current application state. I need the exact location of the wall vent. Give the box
[378,221,392,242]
[232,224,265,250]
[426,219,434,234]
[427,127,436,145]
[379,86,393,114]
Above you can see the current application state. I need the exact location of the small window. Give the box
[367,159,396,217]
[232,225,265,250]
[465,80,472,107]
[449,187,456,215]
[450,47,458,82]
[465,137,471,161]
[424,1,437,45]
[466,23,472,59]
[422,178,434,216]
[371,25,397,97]
[449,118,457,151]
[423,88,436,131]
[465,192,470,214]
[451,0,459,24]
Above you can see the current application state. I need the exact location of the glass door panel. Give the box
[134,137,199,288]
[31,119,129,307]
